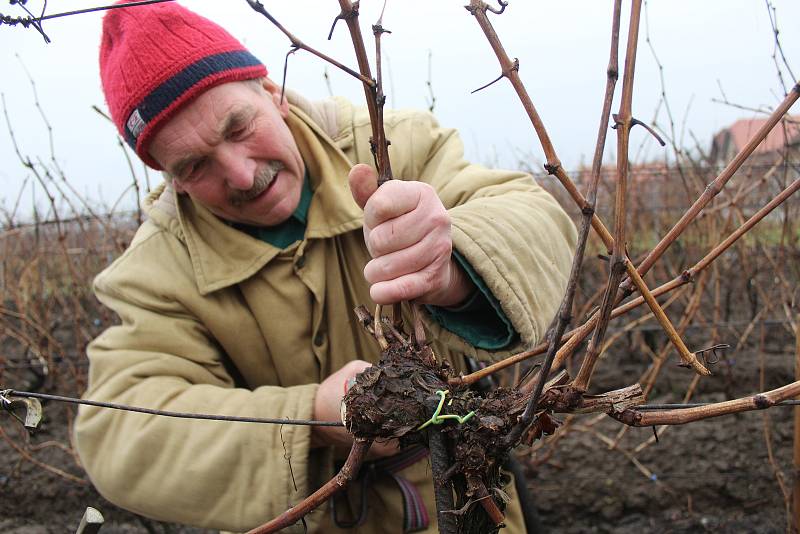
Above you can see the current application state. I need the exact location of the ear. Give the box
[262,77,290,119]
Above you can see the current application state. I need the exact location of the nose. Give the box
[217,144,256,191]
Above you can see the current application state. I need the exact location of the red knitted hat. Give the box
[99,1,268,169]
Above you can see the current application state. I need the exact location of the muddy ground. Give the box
[1,321,796,533]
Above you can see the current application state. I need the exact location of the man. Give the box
[74,2,576,532]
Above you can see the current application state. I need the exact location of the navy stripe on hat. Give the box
[124,49,263,149]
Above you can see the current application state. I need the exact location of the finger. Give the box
[367,206,448,257]
[344,376,357,395]
[363,180,427,229]
[343,359,372,379]
[370,268,449,304]
[364,231,450,285]
[348,164,378,210]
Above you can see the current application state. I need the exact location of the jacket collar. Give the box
[146,102,364,295]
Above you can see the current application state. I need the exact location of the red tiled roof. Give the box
[717,115,800,155]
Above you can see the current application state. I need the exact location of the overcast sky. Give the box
[1,1,798,220]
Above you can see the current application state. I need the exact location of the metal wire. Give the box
[6,0,178,23]
[4,389,799,425]
[4,389,344,427]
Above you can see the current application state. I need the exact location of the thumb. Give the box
[348,163,378,210]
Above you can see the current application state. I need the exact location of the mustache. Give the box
[229,160,285,206]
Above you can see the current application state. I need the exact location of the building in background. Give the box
[710,115,800,169]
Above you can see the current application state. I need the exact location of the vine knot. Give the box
[543,162,561,175]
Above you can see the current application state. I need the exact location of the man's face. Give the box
[149,79,305,227]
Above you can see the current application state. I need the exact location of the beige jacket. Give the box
[74,91,576,532]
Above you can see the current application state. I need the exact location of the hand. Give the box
[311,360,398,458]
[348,164,474,307]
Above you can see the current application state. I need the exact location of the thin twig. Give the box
[765,0,797,95]
[244,1,373,87]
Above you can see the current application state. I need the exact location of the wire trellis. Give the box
[1,389,344,427]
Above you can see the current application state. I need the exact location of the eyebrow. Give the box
[220,105,254,138]
[167,104,256,178]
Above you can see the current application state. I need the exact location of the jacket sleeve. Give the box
[380,110,578,361]
[74,228,319,533]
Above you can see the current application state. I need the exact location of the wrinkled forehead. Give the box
[149,81,265,167]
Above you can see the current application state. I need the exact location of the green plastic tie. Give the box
[418,389,476,430]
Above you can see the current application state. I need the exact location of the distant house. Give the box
[709,115,800,168]
[705,115,800,228]
[539,116,799,223]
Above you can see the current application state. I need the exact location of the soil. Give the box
[1,321,796,533]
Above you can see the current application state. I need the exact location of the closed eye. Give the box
[178,157,207,183]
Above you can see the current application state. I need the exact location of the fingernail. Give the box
[344,376,357,394]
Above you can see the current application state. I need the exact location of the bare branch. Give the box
[466,0,695,375]
[458,171,800,387]
[335,0,393,185]
[573,0,646,392]
[632,82,800,280]
[765,0,797,95]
